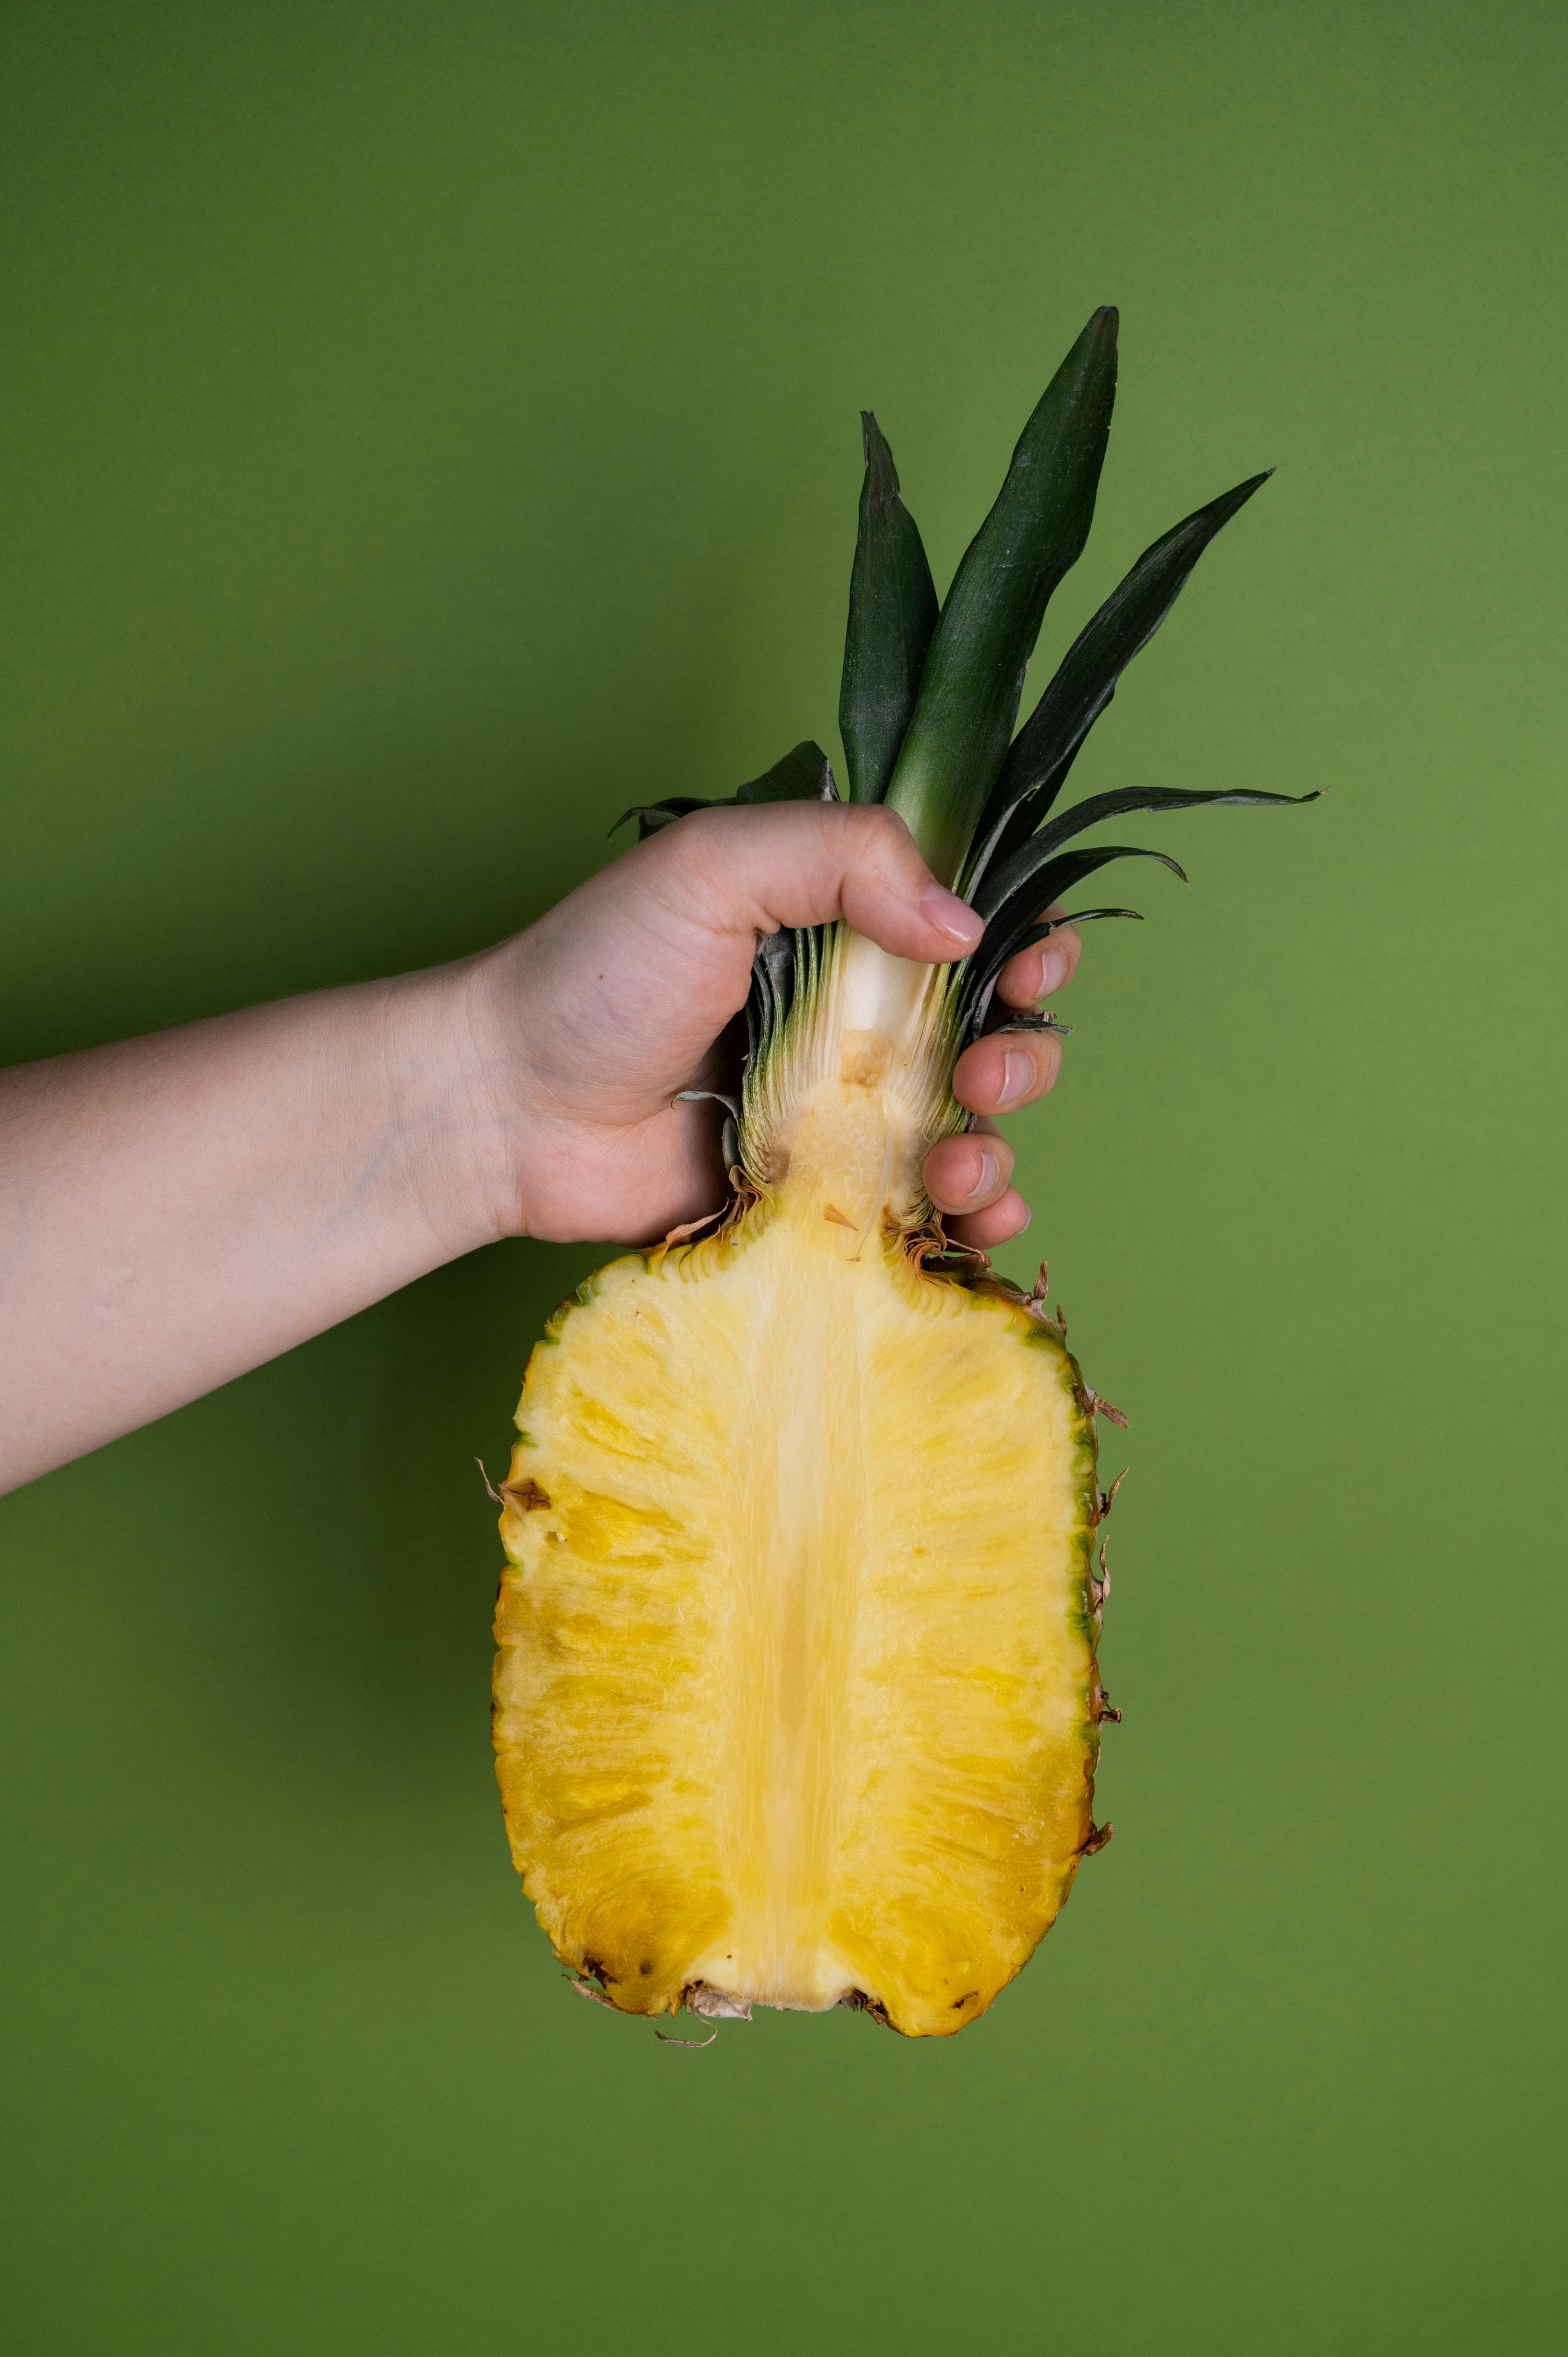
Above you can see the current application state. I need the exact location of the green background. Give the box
[1,3,1562,2349]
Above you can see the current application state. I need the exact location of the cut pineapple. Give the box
[493,1094,1100,2036]
[493,308,1309,2033]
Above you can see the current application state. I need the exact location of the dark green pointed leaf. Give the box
[752,928,795,1002]
[611,795,724,841]
[613,741,838,841]
[734,740,839,805]
[838,413,939,804]
[975,834,1186,932]
[881,307,1119,885]
[972,781,1316,920]
[966,843,1185,1022]
[967,472,1273,888]
[962,908,1143,1040]
[748,927,795,1055]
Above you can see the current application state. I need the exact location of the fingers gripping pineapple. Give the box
[492,310,1310,2036]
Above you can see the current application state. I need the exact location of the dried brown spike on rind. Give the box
[840,1989,896,2030]
[501,1477,551,1511]
[1089,1538,1112,1626]
[564,1972,619,2011]
[680,1982,753,2022]
[1078,1383,1129,1429]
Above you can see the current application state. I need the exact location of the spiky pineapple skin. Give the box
[492,1198,1106,2038]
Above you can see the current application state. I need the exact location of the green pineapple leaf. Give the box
[734,740,839,805]
[881,306,1119,886]
[961,907,1144,1040]
[838,412,939,805]
[614,740,837,841]
[971,782,1317,922]
[611,795,715,841]
[960,842,1186,1034]
[965,472,1274,890]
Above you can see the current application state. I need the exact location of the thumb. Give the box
[635,801,984,962]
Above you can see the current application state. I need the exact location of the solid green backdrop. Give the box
[1,4,1561,2351]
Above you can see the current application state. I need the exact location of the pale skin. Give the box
[0,802,1080,1495]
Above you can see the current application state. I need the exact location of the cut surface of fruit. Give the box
[493,1082,1101,2038]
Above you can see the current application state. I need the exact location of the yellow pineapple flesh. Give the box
[493,1061,1105,2038]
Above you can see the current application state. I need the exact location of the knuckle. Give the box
[843,802,913,858]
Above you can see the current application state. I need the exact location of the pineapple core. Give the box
[493,1076,1102,2038]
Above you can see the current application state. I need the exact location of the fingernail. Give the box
[919,879,985,949]
[1000,1049,1033,1108]
[1016,1203,1032,1233]
[968,1149,999,1200]
[1036,949,1066,999]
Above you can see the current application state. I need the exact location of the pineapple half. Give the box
[493,309,1310,2036]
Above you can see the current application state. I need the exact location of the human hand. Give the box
[0,799,1079,1490]
[470,801,1080,1251]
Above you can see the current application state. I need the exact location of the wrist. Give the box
[376,945,538,1254]
[433,933,559,1245]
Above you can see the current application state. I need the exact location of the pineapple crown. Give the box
[618,308,1314,1063]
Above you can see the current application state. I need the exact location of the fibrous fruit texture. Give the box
[493,309,1309,2035]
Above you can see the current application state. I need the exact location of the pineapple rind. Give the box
[492,1196,1102,2038]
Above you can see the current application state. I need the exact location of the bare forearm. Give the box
[0,805,1075,1497]
[0,958,506,1492]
